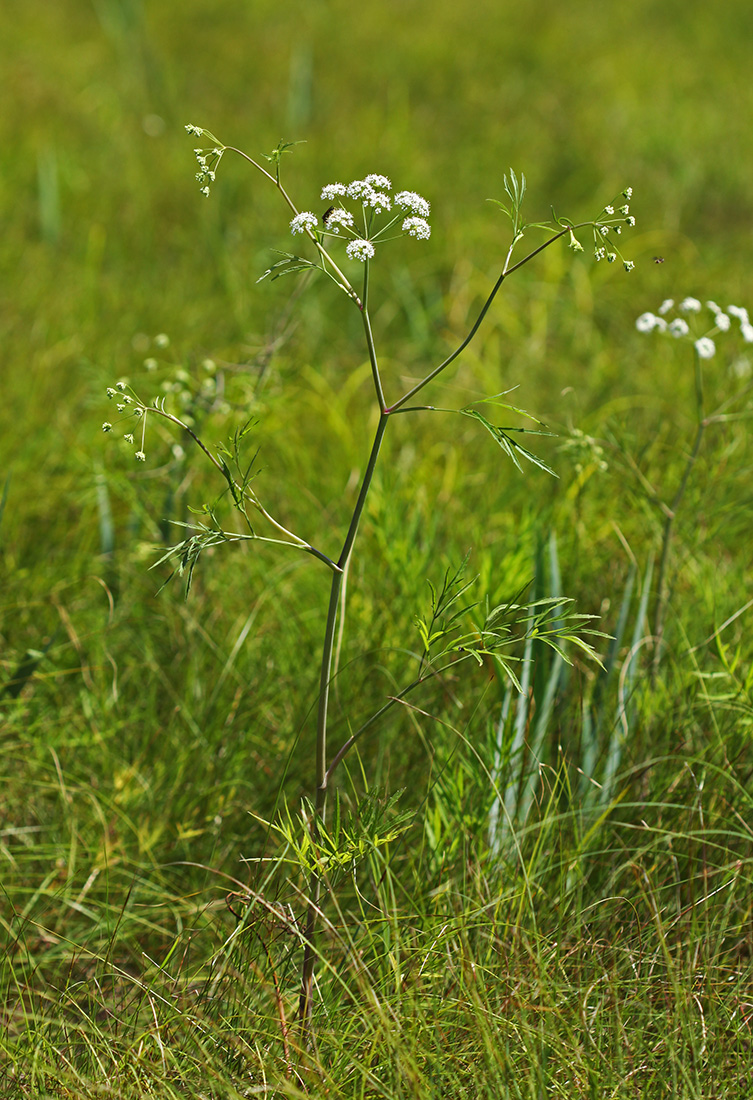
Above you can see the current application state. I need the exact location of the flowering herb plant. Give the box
[104,124,638,1036]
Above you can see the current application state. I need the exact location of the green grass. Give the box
[3,0,753,1094]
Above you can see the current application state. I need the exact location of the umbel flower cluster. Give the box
[636,297,753,360]
[290,174,431,262]
[575,188,635,271]
[101,344,222,462]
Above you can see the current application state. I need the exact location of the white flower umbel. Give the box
[309,173,433,266]
[364,174,392,190]
[728,304,751,326]
[321,183,347,200]
[364,191,391,214]
[346,179,375,201]
[290,212,318,234]
[636,312,659,332]
[322,208,355,234]
[694,337,716,359]
[346,238,376,262]
[402,216,431,240]
[394,191,431,217]
[637,295,753,359]
[679,297,702,313]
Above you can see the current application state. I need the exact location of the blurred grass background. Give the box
[2,0,753,1095]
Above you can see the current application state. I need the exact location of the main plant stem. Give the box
[298,411,389,1030]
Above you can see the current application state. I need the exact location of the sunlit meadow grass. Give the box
[3,0,753,1095]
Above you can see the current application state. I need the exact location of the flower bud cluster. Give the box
[575,188,635,271]
[289,174,432,262]
[636,298,753,361]
[186,125,224,197]
[101,333,226,463]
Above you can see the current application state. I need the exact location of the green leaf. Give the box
[257,252,318,284]
[261,139,305,166]
[461,408,558,477]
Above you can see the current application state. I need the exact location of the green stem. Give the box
[298,411,389,1031]
[224,145,361,306]
[386,224,575,414]
[652,349,706,678]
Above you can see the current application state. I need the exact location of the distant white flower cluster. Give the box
[635,298,753,360]
[289,174,432,262]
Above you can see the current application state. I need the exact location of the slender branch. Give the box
[386,224,576,414]
[223,145,361,307]
[360,263,386,409]
[145,403,338,571]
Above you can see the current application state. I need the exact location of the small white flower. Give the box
[658,299,674,315]
[620,205,630,215]
[185,123,203,136]
[116,381,127,391]
[625,216,636,227]
[394,190,431,217]
[116,403,126,412]
[669,318,690,337]
[346,238,376,261]
[402,216,431,240]
[106,387,116,398]
[623,187,633,199]
[346,179,375,201]
[364,190,391,213]
[323,208,354,233]
[604,205,614,215]
[654,317,667,332]
[636,312,657,332]
[321,182,347,200]
[154,333,169,348]
[132,406,144,417]
[364,174,392,190]
[135,451,146,462]
[568,230,583,252]
[290,211,318,234]
[706,300,721,314]
[594,247,605,261]
[600,225,610,235]
[607,252,617,263]
[200,186,210,197]
[728,304,750,325]
[102,422,113,432]
[714,313,731,332]
[694,337,715,359]
[742,322,753,343]
[623,260,635,272]
[679,297,702,312]
[124,433,134,444]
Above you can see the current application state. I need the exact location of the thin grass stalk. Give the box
[652,347,706,680]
